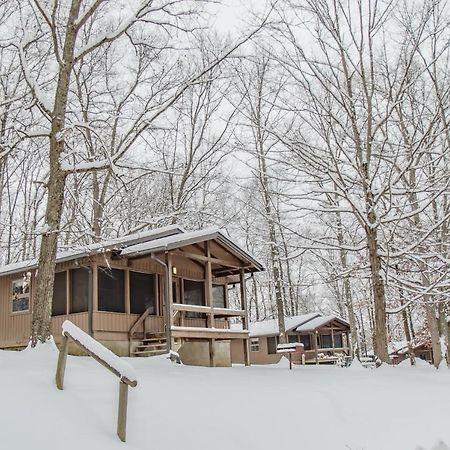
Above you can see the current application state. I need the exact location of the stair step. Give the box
[142,338,167,344]
[133,349,167,357]
[136,343,167,351]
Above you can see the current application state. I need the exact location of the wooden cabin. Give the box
[231,313,351,365]
[389,341,433,365]
[0,225,263,367]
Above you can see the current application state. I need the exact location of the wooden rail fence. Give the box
[55,320,138,442]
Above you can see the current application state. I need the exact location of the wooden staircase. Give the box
[132,332,168,357]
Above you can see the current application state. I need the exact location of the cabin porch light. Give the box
[172,266,177,275]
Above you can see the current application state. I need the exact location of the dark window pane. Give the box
[173,282,178,303]
[71,268,89,313]
[12,297,29,312]
[130,272,156,315]
[98,268,124,313]
[288,334,298,343]
[212,284,226,308]
[183,280,204,318]
[267,336,277,355]
[52,272,67,316]
[300,334,311,350]
[334,333,343,348]
[11,278,30,312]
[320,334,332,349]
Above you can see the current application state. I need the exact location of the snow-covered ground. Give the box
[1,342,449,450]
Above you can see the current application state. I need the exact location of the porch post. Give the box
[88,267,93,336]
[205,242,215,367]
[313,331,319,364]
[240,268,250,366]
[205,242,215,328]
[166,253,174,351]
[331,327,335,355]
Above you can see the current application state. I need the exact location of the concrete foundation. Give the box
[178,340,231,367]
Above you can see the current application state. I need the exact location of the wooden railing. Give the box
[172,303,246,317]
[55,320,137,442]
[128,306,154,355]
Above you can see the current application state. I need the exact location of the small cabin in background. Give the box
[389,340,433,365]
[231,313,351,365]
[0,225,263,367]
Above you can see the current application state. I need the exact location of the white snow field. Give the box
[1,341,449,450]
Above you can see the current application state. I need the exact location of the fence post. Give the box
[117,381,129,442]
[56,334,69,390]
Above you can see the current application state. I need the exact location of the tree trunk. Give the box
[31,0,81,344]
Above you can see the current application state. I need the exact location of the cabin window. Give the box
[98,268,125,313]
[130,271,156,315]
[334,333,343,348]
[300,334,311,350]
[183,279,204,318]
[320,334,332,349]
[250,338,260,352]
[288,334,299,343]
[11,275,31,313]
[71,268,90,313]
[52,272,67,316]
[267,336,278,355]
[212,284,226,308]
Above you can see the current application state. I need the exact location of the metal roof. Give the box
[295,315,350,332]
[0,225,264,277]
[0,225,184,277]
[120,228,264,273]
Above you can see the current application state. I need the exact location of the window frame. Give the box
[11,276,31,314]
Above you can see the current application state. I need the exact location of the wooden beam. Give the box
[240,268,250,367]
[205,242,215,329]
[172,250,244,269]
[55,334,69,390]
[171,327,248,340]
[172,304,211,313]
[167,253,174,349]
[117,381,129,442]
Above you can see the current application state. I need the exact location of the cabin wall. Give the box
[231,336,282,365]
[0,248,240,352]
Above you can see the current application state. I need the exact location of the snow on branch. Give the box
[18,36,53,116]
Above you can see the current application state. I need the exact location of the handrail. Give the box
[172,303,246,317]
[55,320,137,442]
[129,306,153,338]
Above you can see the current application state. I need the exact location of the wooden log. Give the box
[117,381,129,442]
[55,334,69,390]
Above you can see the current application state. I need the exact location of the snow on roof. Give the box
[0,225,184,277]
[120,228,264,270]
[295,315,349,332]
[249,313,321,337]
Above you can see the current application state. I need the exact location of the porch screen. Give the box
[52,271,67,316]
[71,268,89,313]
[98,268,125,313]
[320,334,332,349]
[130,271,156,315]
[183,280,204,318]
[334,333,343,348]
[300,334,311,350]
[212,284,226,308]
